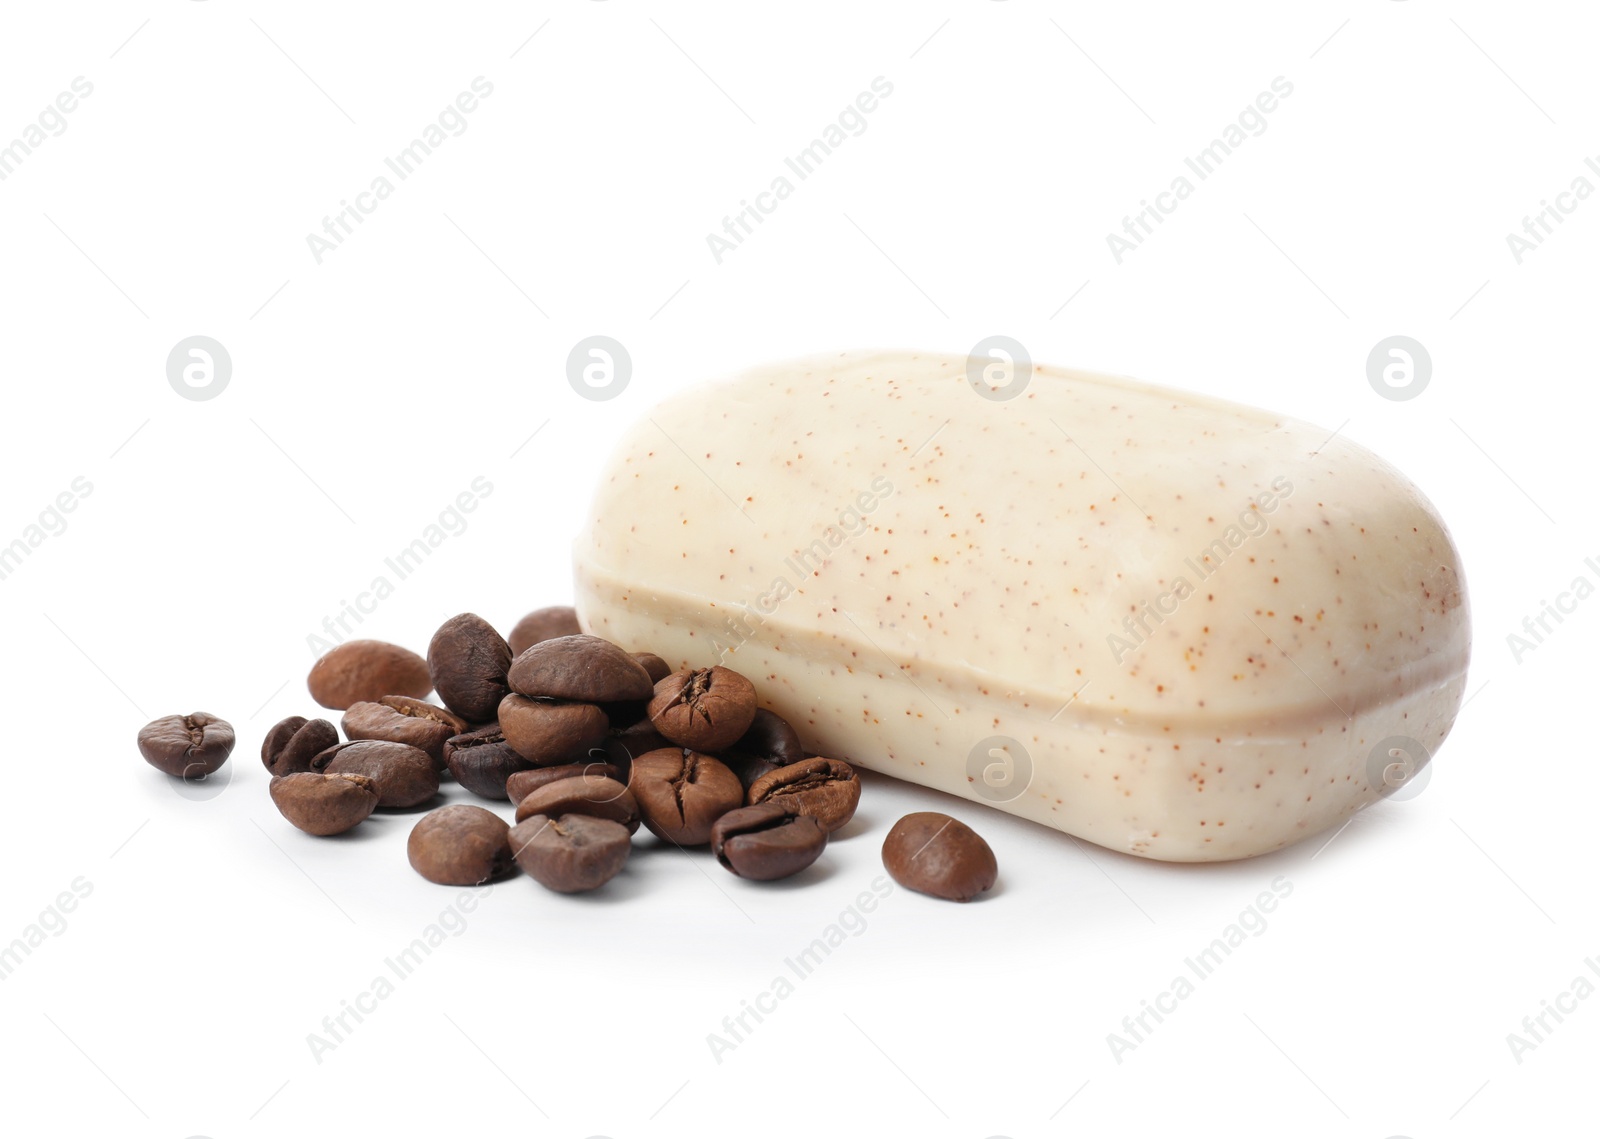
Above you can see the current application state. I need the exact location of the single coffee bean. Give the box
[261,715,339,777]
[881,812,997,902]
[513,775,639,833]
[137,712,235,779]
[628,748,744,846]
[307,639,431,710]
[505,762,622,805]
[341,696,467,767]
[507,605,582,656]
[312,740,440,808]
[711,802,826,881]
[270,772,379,836]
[497,694,609,764]
[647,666,758,752]
[427,613,513,723]
[723,708,806,790]
[408,805,515,886]
[443,724,535,800]
[747,757,860,833]
[510,813,631,893]
[507,634,653,704]
[631,652,672,684]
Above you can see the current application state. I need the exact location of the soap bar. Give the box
[573,352,1470,861]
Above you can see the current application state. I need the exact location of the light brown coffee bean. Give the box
[407,805,515,885]
[647,666,757,752]
[270,772,379,835]
[497,694,609,764]
[341,696,467,767]
[510,813,630,893]
[881,812,996,902]
[507,635,653,704]
[505,762,623,805]
[628,748,744,846]
[747,757,860,833]
[507,606,582,656]
[312,740,440,808]
[513,775,639,833]
[307,640,431,710]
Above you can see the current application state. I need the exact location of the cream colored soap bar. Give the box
[574,351,1470,861]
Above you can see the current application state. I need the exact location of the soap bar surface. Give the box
[574,351,1470,861]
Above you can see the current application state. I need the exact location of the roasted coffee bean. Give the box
[505,762,622,805]
[408,805,515,885]
[628,748,744,846]
[270,772,379,835]
[507,606,582,656]
[427,613,513,723]
[507,634,653,704]
[307,639,431,710]
[631,652,672,684]
[513,775,639,833]
[747,757,860,833]
[137,712,235,778]
[443,724,534,800]
[723,708,806,790]
[881,812,996,902]
[312,740,440,808]
[594,723,672,787]
[510,813,631,893]
[647,666,758,752]
[497,694,609,764]
[261,715,339,777]
[341,696,467,767]
[711,802,826,881]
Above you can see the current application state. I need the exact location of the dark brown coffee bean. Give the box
[341,696,467,767]
[882,812,996,902]
[647,667,758,752]
[505,762,622,805]
[307,640,431,710]
[510,813,630,893]
[270,772,379,835]
[723,708,806,790]
[497,694,609,763]
[408,805,515,885]
[628,748,744,846]
[507,606,582,656]
[443,724,535,800]
[312,740,440,808]
[137,712,235,778]
[747,757,860,833]
[513,775,639,833]
[427,613,513,723]
[261,715,339,777]
[507,635,653,704]
[594,724,672,787]
[711,802,826,881]
[631,652,672,684]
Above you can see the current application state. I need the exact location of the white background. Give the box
[0,2,1593,1136]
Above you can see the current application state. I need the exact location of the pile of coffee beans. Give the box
[136,604,998,903]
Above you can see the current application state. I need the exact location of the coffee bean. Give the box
[505,762,622,805]
[443,724,535,800]
[711,802,826,881]
[507,634,653,704]
[261,715,339,777]
[507,606,582,656]
[881,812,996,902]
[427,613,513,723]
[747,758,860,833]
[510,813,631,893]
[312,740,440,808]
[270,772,379,835]
[513,774,639,833]
[647,667,757,752]
[137,712,235,779]
[628,748,744,846]
[723,708,806,790]
[408,805,515,885]
[631,651,672,684]
[341,696,467,767]
[307,640,431,710]
[594,723,672,787]
[497,694,610,764]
